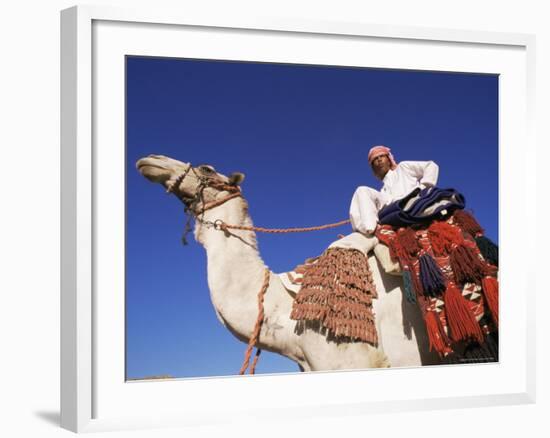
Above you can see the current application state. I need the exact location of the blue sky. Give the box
[126,56,498,379]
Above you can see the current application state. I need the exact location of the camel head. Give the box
[136,154,245,209]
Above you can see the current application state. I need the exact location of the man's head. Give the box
[368,145,397,180]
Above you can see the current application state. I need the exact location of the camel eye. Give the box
[198,165,215,175]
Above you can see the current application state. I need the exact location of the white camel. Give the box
[136,154,441,371]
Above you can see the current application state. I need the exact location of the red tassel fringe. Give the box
[390,230,425,294]
[428,221,464,257]
[382,214,498,358]
[452,210,484,237]
[397,227,420,257]
[424,311,452,356]
[450,244,487,284]
[482,276,499,326]
[443,283,484,344]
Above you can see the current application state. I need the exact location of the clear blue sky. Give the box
[126,56,498,379]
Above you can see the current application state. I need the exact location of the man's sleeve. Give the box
[401,161,439,187]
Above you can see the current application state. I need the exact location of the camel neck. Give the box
[194,196,269,336]
[194,196,258,249]
[196,196,266,274]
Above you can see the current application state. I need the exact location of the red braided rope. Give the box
[221,219,351,234]
[239,268,270,375]
[196,187,351,234]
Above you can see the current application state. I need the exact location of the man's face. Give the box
[371,154,392,179]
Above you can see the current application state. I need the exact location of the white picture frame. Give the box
[60,4,536,433]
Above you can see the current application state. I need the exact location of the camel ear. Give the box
[228,172,245,186]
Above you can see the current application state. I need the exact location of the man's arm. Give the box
[401,161,439,187]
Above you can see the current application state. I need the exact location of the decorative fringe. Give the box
[424,311,452,356]
[443,283,484,344]
[290,248,378,344]
[397,227,420,257]
[450,244,487,285]
[481,276,499,326]
[475,236,499,267]
[411,265,425,297]
[452,210,484,237]
[376,211,499,361]
[390,234,423,296]
[402,270,417,303]
[419,253,447,296]
[428,221,464,257]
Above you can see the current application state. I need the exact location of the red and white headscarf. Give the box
[368,145,398,170]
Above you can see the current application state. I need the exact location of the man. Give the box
[349,145,439,235]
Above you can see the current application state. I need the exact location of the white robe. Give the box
[349,161,439,234]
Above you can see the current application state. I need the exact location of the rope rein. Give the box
[216,218,351,234]
[239,267,270,375]
[168,164,350,374]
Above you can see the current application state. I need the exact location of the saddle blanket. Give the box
[279,232,401,295]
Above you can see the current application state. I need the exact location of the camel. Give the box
[136,154,441,372]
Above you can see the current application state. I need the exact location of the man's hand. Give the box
[420,181,434,191]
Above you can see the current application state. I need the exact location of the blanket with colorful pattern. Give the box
[375,209,499,360]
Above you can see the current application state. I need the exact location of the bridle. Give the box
[166,163,265,374]
[166,163,243,243]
